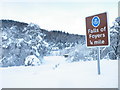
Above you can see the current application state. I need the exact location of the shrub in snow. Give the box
[108,52,117,60]
[66,44,93,62]
[25,55,41,66]
[67,52,86,62]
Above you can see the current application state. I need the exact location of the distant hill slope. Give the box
[1,19,85,67]
[1,18,119,67]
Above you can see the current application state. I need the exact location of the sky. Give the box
[0,0,119,35]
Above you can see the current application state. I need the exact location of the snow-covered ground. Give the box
[0,56,118,88]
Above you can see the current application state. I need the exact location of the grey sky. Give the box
[0,0,119,35]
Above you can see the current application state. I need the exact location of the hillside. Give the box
[1,20,85,67]
[1,17,120,67]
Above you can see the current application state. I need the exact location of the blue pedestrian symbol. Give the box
[92,16,100,27]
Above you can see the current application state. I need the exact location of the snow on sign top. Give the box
[85,12,109,47]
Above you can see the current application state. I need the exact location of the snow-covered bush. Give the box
[25,55,42,66]
[108,51,117,60]
[66,44,94,62]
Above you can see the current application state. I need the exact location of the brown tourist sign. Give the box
[86,12,109,47]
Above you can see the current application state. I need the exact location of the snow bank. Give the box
[1,56,118,88]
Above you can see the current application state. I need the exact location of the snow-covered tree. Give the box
[110,17,120,59]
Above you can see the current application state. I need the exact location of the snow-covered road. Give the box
[0,56,118,88]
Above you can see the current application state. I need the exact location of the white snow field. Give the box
[0,56,118,88]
